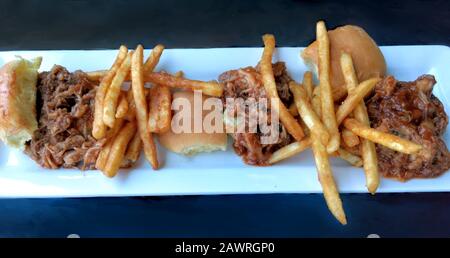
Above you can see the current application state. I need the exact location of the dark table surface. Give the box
[0,0,449,237]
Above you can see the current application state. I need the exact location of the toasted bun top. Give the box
[0,57,41,149]
[301,25,386,101]
[157,91,227,156]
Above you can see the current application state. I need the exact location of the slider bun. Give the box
[0,57,41,149]
[301,25,386,101]
[158,91,227,155]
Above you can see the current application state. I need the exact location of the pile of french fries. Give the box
[90,44,222,177]
[266,21,422,225]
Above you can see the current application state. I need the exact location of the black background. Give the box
[0,0,449,237]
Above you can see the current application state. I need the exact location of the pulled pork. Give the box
[26,65,104,170]
[367,75,450,180]
[219,62,294,166]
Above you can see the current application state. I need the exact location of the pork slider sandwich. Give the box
[158,91,228,155]
[301,25,387,101]
[0,57,41,149]
[0,57,103,169]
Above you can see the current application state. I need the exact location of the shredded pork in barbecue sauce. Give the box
[25,66,105,170]
[219,62,294,166]
[366,75,450,180]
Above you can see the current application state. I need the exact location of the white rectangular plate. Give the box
[0,45,449,197]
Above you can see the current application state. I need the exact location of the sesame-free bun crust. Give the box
[301,25,386,101]
[158,91,227,155]
[0,57,41,149]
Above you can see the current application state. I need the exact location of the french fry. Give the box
[115,92,129,119]
[359,128,379,193]
[261,34,304,141]
[340,54,358,89]
[289,82,329,145]
[311,86,322,117]
[342,128,360,147]
[144,44,165,74]
[96,138,114,171]
[86,69,108,82]
[87,70,131,82]
[85,67,184,84]
[124,89,137,121]
[268,137,311,164]
[310,130,347,225]
[298,118,310,137]
[131,45,159,169]
[316,21,340,153]
[96,118,125,170]
[302,71,314,100]
[92,45,127,139]
[341,116,359,148]
[335,77,381,125]
[336,148,363,167]
[148,85,172,133]
[341,52,379,193]
[344,118,422,154]
[104,117,125,141]
[288,103,299,117]
[121,131,142,168]
[103,121,137,177]
[145,72,223,97]
[103,51,133,128]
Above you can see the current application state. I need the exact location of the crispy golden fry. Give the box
[268,137,311,164]
[105,118,125,141]
[85,68,184,83]
[96,139,113,171]
[310,130,347,225]
[123,89,137,121]
[341,110,359,147]
[87,70,131,81]
[311,86,322,117]
[288,103,299,117]
[115,92,129,119]
[96,118,125,170]
[298,118,310,137]
[145,72,223,97]
[261,34,304,141]
[131,45,159,169]
[341,52,379,193]
[316,21,340,153]
[92,45,128,139]
[103,51,133,128]
[342,128,360,147]
[335,77,381,125]
[86,69,108,82]
[289,82,329,145]
[103,121,137,177]
[121,130,142,168]
[302,71,314,100]
[337,148,363,167]
[340,53,359,90]
[344,118,422,154]
[360,129,379,193]
[148,85,172,133]
[143,44,165,74]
